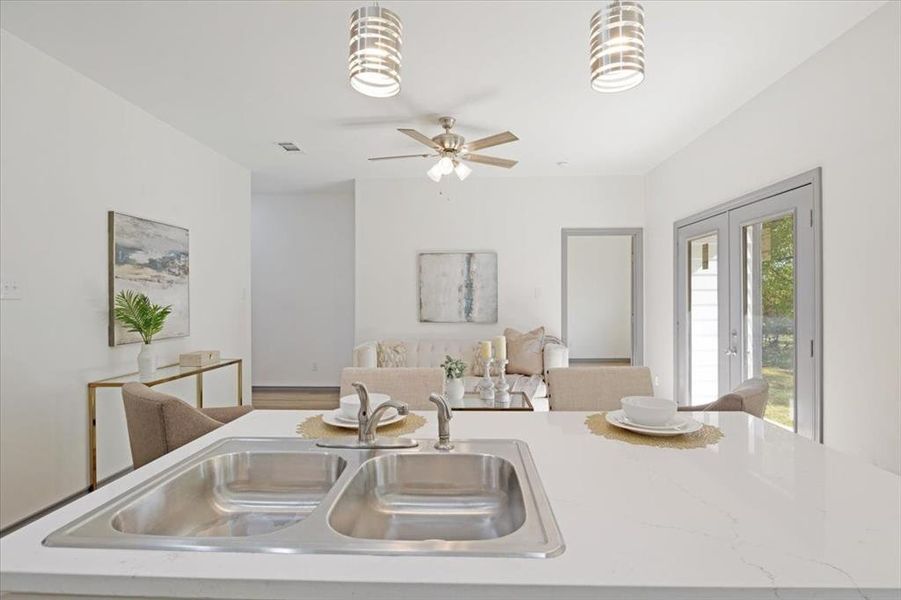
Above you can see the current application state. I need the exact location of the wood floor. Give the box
[252,387,340,410]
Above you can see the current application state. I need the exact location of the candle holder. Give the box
[494,358,510,403]
[477,357,495,400]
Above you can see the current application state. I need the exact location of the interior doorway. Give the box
[562,228,643,366]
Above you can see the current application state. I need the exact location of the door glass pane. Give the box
[743,214,795,430]
[688,234,719,405]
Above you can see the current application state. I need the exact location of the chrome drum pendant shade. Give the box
[590,1,645,93]
[349,5,403,98]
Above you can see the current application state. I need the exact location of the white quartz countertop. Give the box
[1,410,899,599]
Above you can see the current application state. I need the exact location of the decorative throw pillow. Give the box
[504,327,545,376]
[377,341,407,368]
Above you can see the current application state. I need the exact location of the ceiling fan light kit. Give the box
[348,5,403,98]
[437,156,454,175]
[454,160,472,181]
[590,1,645,93]
[426,162,443,182]
[369,116,519,183]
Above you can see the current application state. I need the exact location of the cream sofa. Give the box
[352,338,569,411]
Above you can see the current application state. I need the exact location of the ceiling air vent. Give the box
[277,142,303,152]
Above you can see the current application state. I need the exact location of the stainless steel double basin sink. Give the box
[45,438,564,558]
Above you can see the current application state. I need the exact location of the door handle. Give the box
[725,329,738,357]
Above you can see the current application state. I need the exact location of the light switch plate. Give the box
[0,280,22,300]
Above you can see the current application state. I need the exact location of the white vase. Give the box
[446,377,465,402]
[137,342,157,378]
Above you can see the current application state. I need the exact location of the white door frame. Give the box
[672,168,823,442]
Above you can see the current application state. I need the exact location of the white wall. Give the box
[643,3,901,473]
[566,235,632,359]
[354,176,644,343]
[251,189,354,386]
[0,30,252,528]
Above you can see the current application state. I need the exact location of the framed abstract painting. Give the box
[418,252,497,323]
[108,212,190,346]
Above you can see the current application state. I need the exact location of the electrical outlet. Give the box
[312,362,318,372]
[0,280,22,300]
[654,376,660,387]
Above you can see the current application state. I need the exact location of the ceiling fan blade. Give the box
[462,131,518,152]
[461,153,518,169]
[368,153,433,161]
[398,128,442,150]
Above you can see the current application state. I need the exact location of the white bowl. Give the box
[621,396,677,427]
[339,393,394,420]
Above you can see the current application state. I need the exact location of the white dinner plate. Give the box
[322,409,405,430]
[606,410,702,437]
[620,415,685,430]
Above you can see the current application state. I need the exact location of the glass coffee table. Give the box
[447,391,534,411]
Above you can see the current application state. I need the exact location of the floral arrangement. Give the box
[440,355,467,380]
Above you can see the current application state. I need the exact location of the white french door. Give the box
[676,176,821,441]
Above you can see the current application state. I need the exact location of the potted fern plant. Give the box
[114,290,172,377]
[440,354,467,402]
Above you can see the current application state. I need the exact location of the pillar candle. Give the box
[493,335,507,362]
[479,340,493,360]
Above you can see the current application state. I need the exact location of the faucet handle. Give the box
[428,393,453,417]
[352,381,370,420]
[429,393,453,451]
[351,381,369,398]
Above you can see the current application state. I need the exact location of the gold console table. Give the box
[87,358,243,490]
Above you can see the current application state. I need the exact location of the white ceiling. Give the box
[0,1,884,193]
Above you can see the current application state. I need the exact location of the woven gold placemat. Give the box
[585,412,723,449]
[296,413,427,439]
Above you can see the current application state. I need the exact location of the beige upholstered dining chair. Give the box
[678,378,769,418]
[339,367,444,410]
[546,367,654,411]
[122,382,252,469]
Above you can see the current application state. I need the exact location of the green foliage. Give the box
[114,290,172,344]
[761,216,796,369]
[761,217,794,320]
[440,355,467,379]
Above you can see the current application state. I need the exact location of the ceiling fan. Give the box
[368,116,519,182]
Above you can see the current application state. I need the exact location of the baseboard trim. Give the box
[0,466,132,538]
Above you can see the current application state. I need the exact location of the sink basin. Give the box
[329,453,525,541]
[112,451,346,537]
[45,438,564,558]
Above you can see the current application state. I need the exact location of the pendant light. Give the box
[349,5,403,98]
[590,1,645,93]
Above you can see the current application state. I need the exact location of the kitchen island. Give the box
[1,409,899,599]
